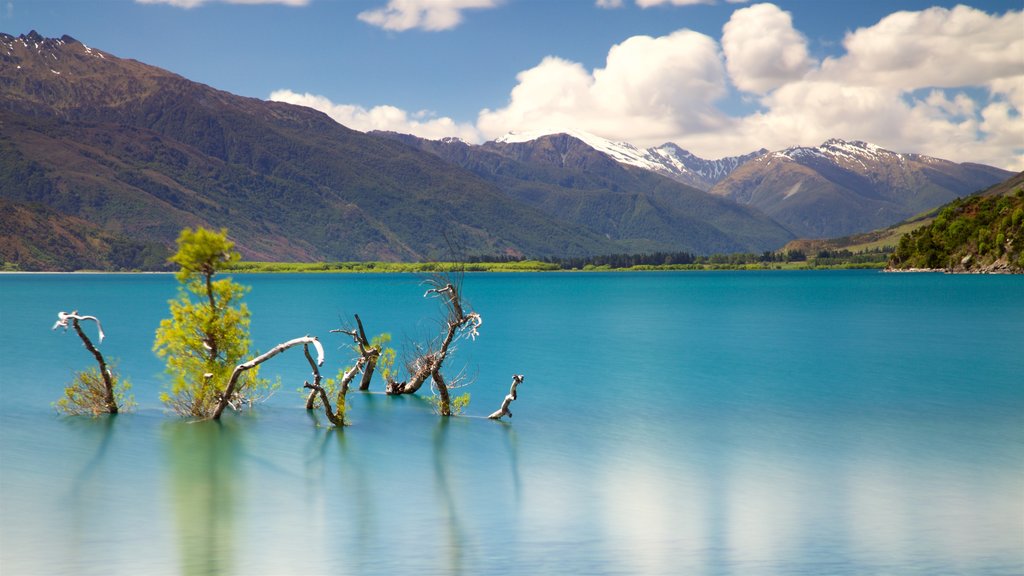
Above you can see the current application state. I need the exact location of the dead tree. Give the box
[211,336,324,420]
[333,315,383,393]
[488,374,524,420]
[52,311,120,415]
[386,274,481,417]
[353,315,379,391]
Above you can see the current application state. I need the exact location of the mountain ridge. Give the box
[1,31,625,266]
[494,128,766,191]
[376,130,795,255]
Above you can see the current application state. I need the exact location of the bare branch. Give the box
[489,375,524,420]
[53,310,105,345]
[52,310,118,414]
[212,336,322,420]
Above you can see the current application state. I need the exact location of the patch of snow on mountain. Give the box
[497,129,666,172]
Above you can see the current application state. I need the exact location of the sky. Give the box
[6,0,1023,169]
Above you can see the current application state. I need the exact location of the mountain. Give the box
[887,172,1024,272]
[709,139,1014,239]
[494,129,764,191]
[376,131,795,255]
[0,31,621,267]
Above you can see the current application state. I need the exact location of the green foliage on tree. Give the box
[56,365,135,417]
[52,312,135,416]
[370,333,397,383]
[889,190,1024,272]
[154,228,270,417]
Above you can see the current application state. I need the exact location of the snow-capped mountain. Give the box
[495,129,762,191]
[648,143,768,191]
[482,130,1013,239]
[375,130,795,254]
[711,139,1014,239]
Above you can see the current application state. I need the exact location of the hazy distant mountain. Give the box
[494,129,765,191]
[488,130,1013,241]
[377,131,795,255]
[0,31,620,267]
[710,139,1014,239]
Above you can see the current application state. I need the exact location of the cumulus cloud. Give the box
[472,3,1021,169]
[819,5,1023,90]
[730,5,1024,169]
[478,29,729,144]
[269,89,482,142]
[721,3,812,93]
[595,0,624,8]
[135,0,307,7]
[358,0,500,32]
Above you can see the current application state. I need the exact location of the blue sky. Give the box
[5,0,1023,168]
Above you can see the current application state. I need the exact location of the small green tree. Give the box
[154,228,269,417]
[52,311,134,416]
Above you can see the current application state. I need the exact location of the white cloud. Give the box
[477,29,729,144]
[730,4,1024,169]
[357,0,500,32]
[275,3,1020,171]
[820,5,1023,91]
[595,0,624,8]
[269,89,482,142]
[473,3,1022,170]
[721,3,813,93]
[135,0,307,7]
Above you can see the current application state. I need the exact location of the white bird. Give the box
[52,311,105,344]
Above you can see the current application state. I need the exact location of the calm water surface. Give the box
[0,271,1021,575]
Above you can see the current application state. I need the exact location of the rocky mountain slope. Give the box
[709,139,1013,239]
[494,129,764,191]
[377,131,794,255]
[887,172,1024,272]
[1,31,621,267]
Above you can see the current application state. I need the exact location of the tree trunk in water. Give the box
[385,357,433,395]
[358,356,377,391]
[212,336,323,420]
[71,318,118,414]
[488,374,524,420]
[431,370,451,417]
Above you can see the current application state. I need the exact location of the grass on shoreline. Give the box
[223,260,887,274]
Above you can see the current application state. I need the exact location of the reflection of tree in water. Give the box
[433,419,464,575]
[65,415,117,564]
[162,420,243,576]
[497,422,521,504]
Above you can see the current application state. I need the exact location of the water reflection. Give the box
[162,420,242,576]
[65,415,118,567]
[433,419,464,575]
[497,422,521,503]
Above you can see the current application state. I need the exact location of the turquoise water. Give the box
[1,271,1021,575]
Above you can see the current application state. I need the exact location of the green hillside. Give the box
[887,173,1024,272]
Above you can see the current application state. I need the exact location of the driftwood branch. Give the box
[53,311,117,414]
[53,311,105,344]
[211,336,324,420]
[488,375,524,420]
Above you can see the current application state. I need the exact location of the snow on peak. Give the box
[495,129,666,172]
[493,129,764,189]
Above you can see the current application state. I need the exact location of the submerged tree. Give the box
[154,228,271,418]
[52,311,134,415]
[386,273,481,416]
[211,336,327,420]
[488,375,524,420]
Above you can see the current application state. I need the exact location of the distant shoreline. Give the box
[0,262,889,274]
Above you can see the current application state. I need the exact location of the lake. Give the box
[1,271,1021,575]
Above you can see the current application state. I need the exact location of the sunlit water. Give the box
[1,271,1021,575]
